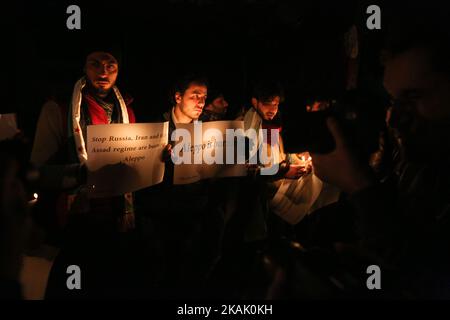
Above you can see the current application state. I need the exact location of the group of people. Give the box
[2,11,450,299]
[29,49,309,299]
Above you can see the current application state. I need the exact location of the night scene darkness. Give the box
[2,0,450,306]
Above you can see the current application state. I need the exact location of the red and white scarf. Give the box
[69,77,131,164]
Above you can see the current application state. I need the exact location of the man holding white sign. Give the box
[136,74,225,297]
[230,80,317,244]
[32,46,147,299]
[31,48,137,232]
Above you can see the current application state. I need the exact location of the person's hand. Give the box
[161,143,172,162]
[87,163,140,197]
[297,152,313,175]
[284,164,307,179]
[310,118,373,194]
[304,163,313,175]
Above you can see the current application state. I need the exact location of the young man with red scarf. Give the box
[31,49,144,298]
[32,49,137,232]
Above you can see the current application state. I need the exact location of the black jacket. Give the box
[349,158,450,298]
[135,110,210,221]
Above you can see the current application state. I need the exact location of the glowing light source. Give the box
[28,193,39,206]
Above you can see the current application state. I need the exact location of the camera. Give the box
[282,89,388,159]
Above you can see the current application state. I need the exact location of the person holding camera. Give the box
[311,12,450,298]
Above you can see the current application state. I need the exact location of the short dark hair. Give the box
[251,80,285,103]
[169,74,208,105]
[384,7,450,76]
[82,33,123,67]
[205,86,224,106]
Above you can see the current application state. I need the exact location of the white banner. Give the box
[87,122,168,197]
[173,120,248,185]
[270,173,323,225]
[270,173,341,225]
[0,113,19,141]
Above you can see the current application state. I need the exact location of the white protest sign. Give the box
[270,173,324,225]
[87,122,168,197]
[270,172,341,225]
[0,113,19,141]
[173,120,248,185]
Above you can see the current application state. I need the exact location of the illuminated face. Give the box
[85,51,119,96]
[207,95,229,114]
[252,96,281,121]
[175,83,208,121]
[383,47,450,162]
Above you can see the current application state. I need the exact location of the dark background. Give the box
[6,0,397,141]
